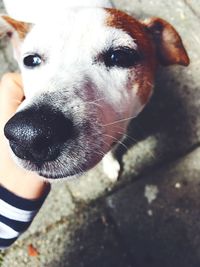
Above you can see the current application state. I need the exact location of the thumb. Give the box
[0,73,24,126]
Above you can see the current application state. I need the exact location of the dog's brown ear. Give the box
[0,15,30,59]
[143,17,190,66]
[0,15,30,39]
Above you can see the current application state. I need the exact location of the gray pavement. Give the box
[106,148,200,267]
[0,0,200,266]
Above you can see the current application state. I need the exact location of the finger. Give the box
[0,73,24,109]
[0,73,24,123]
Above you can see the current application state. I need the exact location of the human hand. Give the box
[0,73,48,199]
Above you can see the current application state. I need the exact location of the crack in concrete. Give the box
[184,0,200,20]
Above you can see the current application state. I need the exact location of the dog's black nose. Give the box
[4,106,73,164]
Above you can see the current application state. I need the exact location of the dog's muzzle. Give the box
[4,106,73,166]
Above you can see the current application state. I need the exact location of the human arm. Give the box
[0,73,50,249]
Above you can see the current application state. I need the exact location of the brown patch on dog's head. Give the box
[105,8,157,105]
[105,9,189,105]
[1,15,30,40]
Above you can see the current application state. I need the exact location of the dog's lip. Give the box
[38,171,81,180]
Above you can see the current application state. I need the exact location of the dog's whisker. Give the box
[100,139,112,151]
[146,81,154,87]
[98,123,126,131]
[102,116,136,127]
[103,134,129,151]
[58,154,85,176]
[108,130,138,144]
[93,150,107,157]
[85,97,105,104]
[111,131,155,159]
[122,133,138,144]
[86,102,104,109]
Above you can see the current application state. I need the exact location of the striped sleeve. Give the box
[0,184,50,249]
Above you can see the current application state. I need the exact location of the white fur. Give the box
[102,152,120,182]
[1,6,148,180]
[3,0,113,23]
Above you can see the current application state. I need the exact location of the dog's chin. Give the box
[17,160,87,180]
[17,161,90,180]
[12,152,103,180]
[10,133,116,180]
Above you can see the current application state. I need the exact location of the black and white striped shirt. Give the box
[0,184,50,249]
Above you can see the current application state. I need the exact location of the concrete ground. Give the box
[0,0,200,266]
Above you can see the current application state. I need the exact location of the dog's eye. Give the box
[23,54,42,68]
[103,47,141,68]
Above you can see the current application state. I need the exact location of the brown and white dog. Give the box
[0,0,189,181]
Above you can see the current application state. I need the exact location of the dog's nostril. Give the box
[4,106,73,163]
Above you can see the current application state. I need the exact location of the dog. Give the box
[0,0,189,181]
